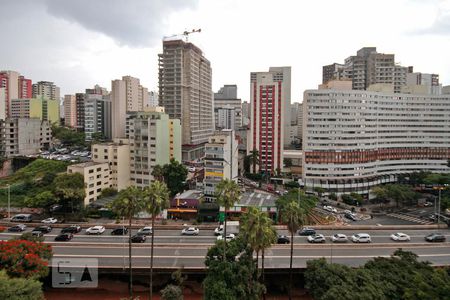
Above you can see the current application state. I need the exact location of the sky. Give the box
[1,0,450,102]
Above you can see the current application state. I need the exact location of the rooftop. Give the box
[175,190,203,200]
[237,191,278,207]
[69,161,106,168]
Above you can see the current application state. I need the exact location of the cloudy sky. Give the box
[1,0,449,102]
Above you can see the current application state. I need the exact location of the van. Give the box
[11,214,33,223]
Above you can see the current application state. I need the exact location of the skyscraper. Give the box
[64,95,77,127]
[18,76,32,99]
[214,85,242,130]
[0,70,19,118]
[32,81,60,101]
[249,66,291,174]
[158,39,214,161]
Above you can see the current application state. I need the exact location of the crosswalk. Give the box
[386,212,434,225]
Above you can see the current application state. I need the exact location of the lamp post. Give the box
[7,184,10,219]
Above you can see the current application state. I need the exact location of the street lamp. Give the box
[7,184,10,219]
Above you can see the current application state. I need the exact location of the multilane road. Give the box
[1,227,450,269]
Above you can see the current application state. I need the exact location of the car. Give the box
[277,235,290,244]
[137,226,153,236]
[41,217,58,224]
[390,232,410,242]
[111,227,128,235]
[217,233,236,241]
[214,225,224,236]
[331,233,348,243]
[61,225,82,234]
[181,227,200,236]
[424,201,433,207]
[344,213,357,221]
[425,233,446,242]
[32,226,52,234]
[351,233,371,243]
[31,230,44,237]
[323,205,337,213]
[307,234,326,243]
[298,228,316,236]
[54,233,73,241]
[8,224,27,232]
[11,214,32,223]
[86,226,106,235]
[188,166,196,172]
[130,235,146,243]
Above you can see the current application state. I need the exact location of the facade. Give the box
[158,39,214,161]
[67,162,111,206]
[75,93,85,132]
[63,95,77,127]
[406,72,441,95]
[0,70,19,118]
[111,76,148,139]
[204,130,238,201]
[148,91,159,107]
[0,118,52,158]
[84,93,112,140]
[214,85,242,130]
[303,89,450,195]
[249,67,290,173]
[92,139,131,191]
[18,76,32,99]
[126,110,181,188]
[10,97,59,124]
[32,81,60,101]
[241,101,250,126]
[322,63,345,84]
[0,88,5,120]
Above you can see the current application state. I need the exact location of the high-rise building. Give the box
[111,76,148,139]
[148,91,159,107]
[249,67,291,174]
[84,93,111,140]
[18,76,32,99]
[204,129,238,201]
[406,72,441,94]
[158,39,214,161]
[0,88,5,120]
[303,88,450,195]
[241,101,250,126]
[10,97,59,124]
[322,63,345,84]
[0,70,19,118]
[63,95,77,127]
[214,85,242,130]
[126,109,181,188]
[32,81,60,101]
[75,93,85,132]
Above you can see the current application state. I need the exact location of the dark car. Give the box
[344,213,357,221]
[61,225,82,234]
[298,228,316,236]
[33,226,52,234]
[8,224,27,232]
[111,227,128,235]
[31,230,44,237]
[131,235,146,243]
[425,233,446,242]
[54,233,73,241]
[277,235,290,244]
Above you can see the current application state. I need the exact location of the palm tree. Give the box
[281,201,306,300]
[215,179,241,261]
[109,186,144,298]
[151,164,164,182]
[247,149,260,174]
[143,181,170,300]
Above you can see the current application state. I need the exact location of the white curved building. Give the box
[302,89,450,195]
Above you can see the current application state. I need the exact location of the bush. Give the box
[285,181,300,189]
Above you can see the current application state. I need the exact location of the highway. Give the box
[1,227,450,269]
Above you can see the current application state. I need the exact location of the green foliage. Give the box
[245,172,263,182]
[305,250,450,300]
[314,187,326,197]
[100,187,118,198]
[161,284,183,300]
[0,270,44,300]
[350,192,363,203]
[162,159,188,197]
[276,189,317,214]
[24,191,58,209]
[371,184,418,208]
[52,125,85,146]
[423,173,450,186]
[14,232,45,243]
[108,186,145,220]
[53,173,85,211]
[329,193,337,201]
[215,179,241,240]
[284,181,300,189]
[90,131,106,142]
[247,149,260,174]
[203,238,265,300]
[10,159,68,182]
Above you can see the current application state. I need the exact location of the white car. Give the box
[41,217,58,224]
[390,232,410,242]
[188,166,196,172]
[217,233,235,241]
[181,227,199,236]
[214,225,224,236]
[330,233,348,243]
[86,226,106,235]
[351,233,371,243]
[323,205,337,213]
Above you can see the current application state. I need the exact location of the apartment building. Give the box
[75,93,85,132]
[32,81,60,101]
[64,95,77,127]
[84,93,112,140]
[67,162,111,206]
[10,96,59,124]
[406,72,441,95]
[302,87,450,195]
[214,85,242,130]
[249,67,291,173]
[158,39,214,161]
[0,71,19,118]
[0,118,52,158]
[204,130,238,201]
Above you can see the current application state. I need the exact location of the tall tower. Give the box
[0,70,19,118]
[249,67,291,174]
[158,39,214,161]
[63,95,77,127]
[32,81,60,101]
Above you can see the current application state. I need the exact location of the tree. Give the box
[247,149,260,174]
[314,187,326,198]
[0,270,44,300]
[24,191,58,210]
[215,179,241,261]
[203,237,265,300]
[108,186,145,298]
[51,125,85,146]
[161,269,187,300]
[151,164,164,182]
[53,173,85,213]
[90,131,106,143]
[329,193,337,201]
[162,159,188,197]
[99,187,118,198]
[0,240,52,279]
[143,181,170,300]
[281,201,306,300]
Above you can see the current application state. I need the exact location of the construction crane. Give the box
[164,28,201,42]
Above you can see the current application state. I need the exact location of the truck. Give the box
[214,221,240,236]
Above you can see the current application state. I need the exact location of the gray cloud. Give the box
[43,0,198,47]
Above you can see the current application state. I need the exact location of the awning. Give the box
[167,208,198,213]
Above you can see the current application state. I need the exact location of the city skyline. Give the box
[1,0,449,101]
